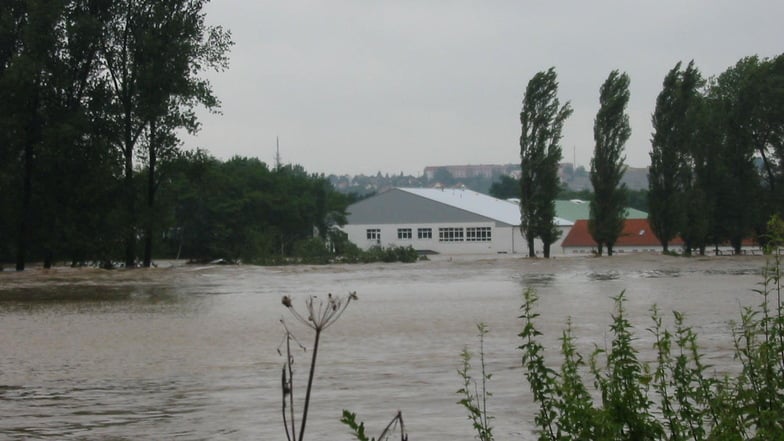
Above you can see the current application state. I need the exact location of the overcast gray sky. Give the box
[183,1,784,176]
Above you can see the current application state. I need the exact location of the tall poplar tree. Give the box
[519,67,572,258]
[676,65,709,255]
[589,70,631,256]
[649,62,699,253]
[707,58,763,253]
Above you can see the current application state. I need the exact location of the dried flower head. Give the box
[282,292,357,331]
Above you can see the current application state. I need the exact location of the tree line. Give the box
[649,56,784,255]
[0,1,356,270]
[517,53,784,257]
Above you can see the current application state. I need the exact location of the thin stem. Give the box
[298,327,321,441]
[287,333,296,441]
[281,366,292,441]
[479,325,489,435]
[377,410,406,441]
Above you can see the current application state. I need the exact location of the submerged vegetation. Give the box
[457,217,784,440]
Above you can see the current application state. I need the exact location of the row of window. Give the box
[367,227,492,242]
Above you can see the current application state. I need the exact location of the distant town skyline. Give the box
[182,1,784,176]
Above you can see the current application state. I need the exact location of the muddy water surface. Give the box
[0,254,768,440]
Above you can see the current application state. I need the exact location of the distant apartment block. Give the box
[423,164,520,181]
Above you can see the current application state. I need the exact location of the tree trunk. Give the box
[732,237,742,255]
[527,236,535,257]
[543,242,551,258]
[143,120,156,268]
[15,140,33,271]
[122,86,136,268]
[43,249,53,269]
[15,90,40,272]
[607,244,614,256]
[123,148,135,268]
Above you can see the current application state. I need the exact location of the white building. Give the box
[342,187,572,255]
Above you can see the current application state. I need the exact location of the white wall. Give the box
[343,223,571,256]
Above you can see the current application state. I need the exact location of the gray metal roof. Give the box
[397,188,572,227]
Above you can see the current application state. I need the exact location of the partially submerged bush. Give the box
[458,241,784,440]
[280,238,421,265]
[361,245,420,263]
[514,251,784,441]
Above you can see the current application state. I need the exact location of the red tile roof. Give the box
[562,219,684,248]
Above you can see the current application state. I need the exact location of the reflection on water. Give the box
[0,255,769,440]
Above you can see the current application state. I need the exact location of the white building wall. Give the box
[343,223,571,256]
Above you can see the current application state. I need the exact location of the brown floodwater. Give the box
[0,254,770,440]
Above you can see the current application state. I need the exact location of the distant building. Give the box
[562,218,761,255]
[561,219,681,254]
[554,199,648,223]
[342,187,572,255]
[423,164,519,180]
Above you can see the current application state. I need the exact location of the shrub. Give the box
[293,237,331,264]
[360,245,419,263]
[514,253,784,440]
[461,228,784,440]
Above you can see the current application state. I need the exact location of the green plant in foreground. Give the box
[457,322,494,441]
[512,248,784,441]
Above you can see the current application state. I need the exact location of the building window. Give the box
[397,228,412,239]
[439,227,464,242]
[366,229,381,240]
[466,227,492,242]
[417,228,432,239]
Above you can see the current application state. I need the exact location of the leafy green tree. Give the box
[519,67,572,258]
[681,90,717,256]
[625,189,648,213]
[156,149,219,260]
[735,55,784,198]
[0,0,60,270]
[589,70,631,256]
[0,0,110,269]
[707,57,764,254]
[155,153,351,263]
[134,0,231,267]
[669,62,704,255]
[96,0,145,267]
[717,54,784,246]
[489,175,520,199]
[0,1,25,264]
[98,0,231,267]
[649,62,700,253]
[37,1,116,268]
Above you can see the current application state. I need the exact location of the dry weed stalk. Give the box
[279,292,357,441]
